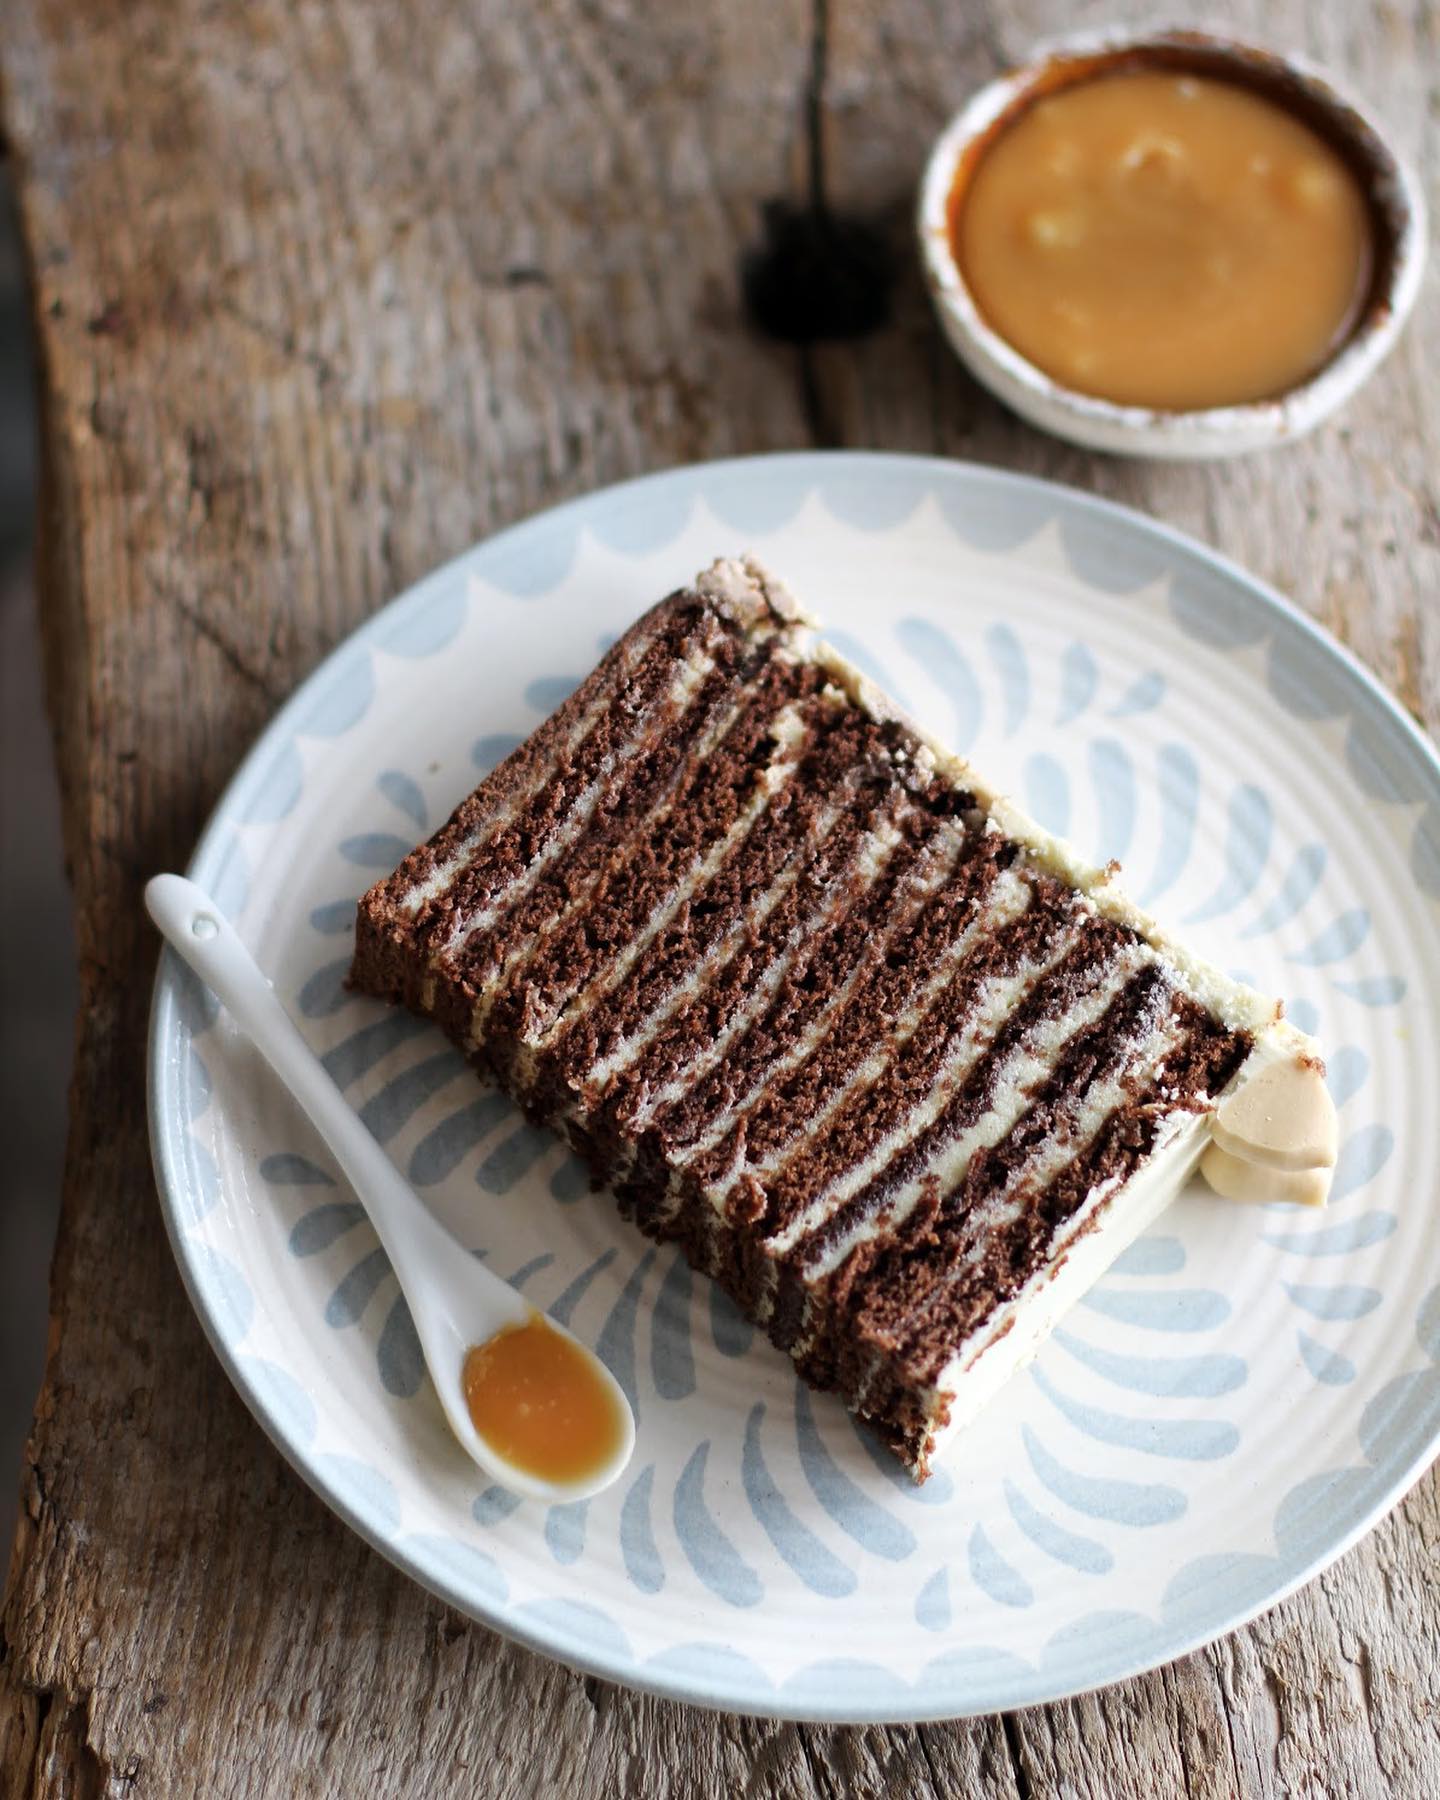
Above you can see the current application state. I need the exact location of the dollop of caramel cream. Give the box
[1200,1056,1337,1208]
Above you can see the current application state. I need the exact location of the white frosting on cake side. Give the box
[925,1109,1209,1467]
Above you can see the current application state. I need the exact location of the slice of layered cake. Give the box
[352,557,1334,1477]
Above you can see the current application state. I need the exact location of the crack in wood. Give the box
[23,1453,48,1524]
[3,1681,110,1800]
[214,297,338,387]
[795,1722,839,1800]
[798,341,840,450]
[914,1723,950,1799]
[1343,1638,1392,1783]
[804,0,829,220]
[1001,1713,1033,1800]
[1171,1691,1201,1799]
[1213,1646,1250,1798]
[742,0,892,443]
[168,592,282,705]
[1259,1658,1289,1783]
[580,1672,608,1721]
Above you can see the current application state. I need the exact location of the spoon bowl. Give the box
[145,873,636,1504]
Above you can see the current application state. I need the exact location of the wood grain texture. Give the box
[1,0,1437,1793]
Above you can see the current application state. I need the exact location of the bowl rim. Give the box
[917,22,1429,445]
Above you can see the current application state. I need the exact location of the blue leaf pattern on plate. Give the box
[1325,1046,1370,1110]
[1056,642,1098,725]
[1283,1283,1381,1322]
[674,1443,763,1607]
[986,622,1029,735]
[1023,752,1069,837]
[1024,1428,1186,1527]
[1005,1480,1113,1575]
[1031,1365,1239,1462]
[596,1250,656,1421]
[1184,786,1271,923]
[1240,843,1327,938]
[473,732,522,773]
[1329,1125,1394,1205]
[1288,908,1370,966]
[1298,1332,1356,1386]
[1108,670,1165,718]
[793,1386,915,1562]
[1137,744,1198,905]
[896,618,981,748]
[650,1252,696,1402]
[621,1466,665,1594]
[262,1152,335,1187]
[410,1092,515,1185]
[1088,739,1136,864]
[377,769,427,828]
[914,1567,950,1631]
[289,1202,365,1256]
[968,1525,1033,1608]
[743,1405,856,1597]
[339,832,416,869]
[1333,975,1406,1006]
[476,1122,554,1194]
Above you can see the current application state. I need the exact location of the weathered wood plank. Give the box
[1,0,1436,1794]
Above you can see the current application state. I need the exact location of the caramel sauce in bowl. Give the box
[918,27,1425,457]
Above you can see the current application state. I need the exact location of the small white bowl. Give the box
[918,25,1427,459]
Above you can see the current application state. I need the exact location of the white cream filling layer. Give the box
[955,1006,1184,1264]
[400,608,674,914]
[924,1107,1208,1468]
[439,647,720,954]
[795,940,1156,1278]
[511,703,810,1080]
[667,818,973,1166]
[609,814,906,1130]
[461,675,788,1040]
[766,934,1079,1260]
[697,864,1036,1205]
[579,797,853,1094]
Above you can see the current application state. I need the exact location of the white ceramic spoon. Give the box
[145,872,636,1503]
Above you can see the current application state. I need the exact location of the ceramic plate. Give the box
[148,454,1440,1721]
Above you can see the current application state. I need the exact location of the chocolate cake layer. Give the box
[352,555,1293,1479]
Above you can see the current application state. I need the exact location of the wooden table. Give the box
[2,2,1436,1793]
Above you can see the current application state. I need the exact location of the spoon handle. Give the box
[145,873,460,1289]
